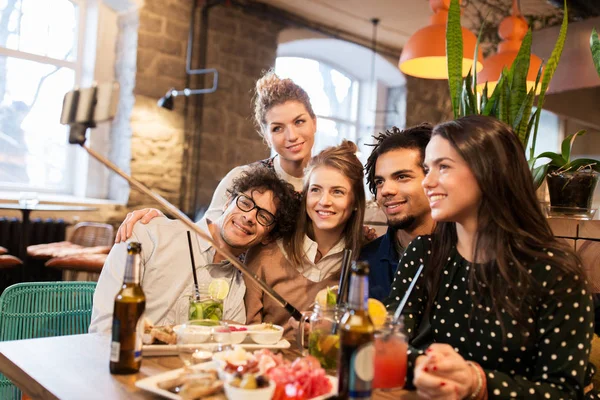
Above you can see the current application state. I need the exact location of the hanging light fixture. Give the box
[476,0,543,93]
[399,0,483,79]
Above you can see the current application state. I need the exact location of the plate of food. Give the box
[143,321,290,357]
[135,348,337,400]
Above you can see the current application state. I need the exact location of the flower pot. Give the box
[546,170,598,212]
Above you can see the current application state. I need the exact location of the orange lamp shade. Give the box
[399,0,483,79]
[476,2,543,94]
[399,24,483,80]
[476,52,543,94]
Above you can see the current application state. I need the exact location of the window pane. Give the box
[313,117,357,153]
[275,57,358,122]
[1,0,78,61]
[0,55,75,192]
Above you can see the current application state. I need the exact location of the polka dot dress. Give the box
[385,235,595,399]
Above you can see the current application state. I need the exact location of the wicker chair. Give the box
[0,281,96,399]
[43,222,114,280]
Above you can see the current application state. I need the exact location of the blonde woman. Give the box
[114,71,317,241]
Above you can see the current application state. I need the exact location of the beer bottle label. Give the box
[110,318,121,362]
[349,342,374,399]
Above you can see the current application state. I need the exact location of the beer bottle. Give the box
[110,242,146,374]
[337,261,375,399]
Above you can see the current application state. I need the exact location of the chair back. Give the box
[0,281,97,399]
[70,222,114,247]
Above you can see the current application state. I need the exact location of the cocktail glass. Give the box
[372,317,407,389]
[188,283,224,322]
[298,303,344,372]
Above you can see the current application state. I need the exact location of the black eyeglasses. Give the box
[236,194,277,227]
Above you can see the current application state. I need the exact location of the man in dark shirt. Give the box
[360,124,435,300]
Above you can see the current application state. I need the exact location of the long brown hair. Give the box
[425,115,582,337]
[284,140,366,267]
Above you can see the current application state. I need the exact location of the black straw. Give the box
[186,231,200,300]
[337,249,353,305]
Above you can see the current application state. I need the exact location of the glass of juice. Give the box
[372,317,408,389]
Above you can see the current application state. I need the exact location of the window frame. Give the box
[0,0,87,195]
[275,55,362,148]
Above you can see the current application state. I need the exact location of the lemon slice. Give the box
[368,298,387,329]
[315,285,338,307]
[208,279,230,300]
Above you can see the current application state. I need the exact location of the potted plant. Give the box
[445,0,568,169]
[531,130,599,214]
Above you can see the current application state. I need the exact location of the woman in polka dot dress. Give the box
[385,115,594,399]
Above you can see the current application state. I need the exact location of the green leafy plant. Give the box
[446,0,568,162]
[592,28,600,77]
[530,130,600,188]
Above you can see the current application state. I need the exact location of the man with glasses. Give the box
[89,166,299,333]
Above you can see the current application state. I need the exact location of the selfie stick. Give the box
[60,83,302,320]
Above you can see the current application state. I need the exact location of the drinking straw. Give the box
[393,264,425,323]
[337,249,353,305]
[186,231,200,300]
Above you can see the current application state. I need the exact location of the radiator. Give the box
[0,217,67,255]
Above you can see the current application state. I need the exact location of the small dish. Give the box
[174,324,211,344]
[248,324,284,345]
[224,379,275,400]
[228,325,249,344]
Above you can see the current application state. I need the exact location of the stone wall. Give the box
[184,6,286,212]
[126,0,193,209]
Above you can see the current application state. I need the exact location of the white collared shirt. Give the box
[277,235,346,283]
[89,217,246,333]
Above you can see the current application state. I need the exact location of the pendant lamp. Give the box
[476,0,543,93]
[399,0,483,80]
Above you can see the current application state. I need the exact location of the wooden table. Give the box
[0,334,416,400]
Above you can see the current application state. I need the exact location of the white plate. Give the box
[135,362,338,400]
[143,338,291,357]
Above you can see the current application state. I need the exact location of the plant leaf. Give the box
[532,164,549,189]
[465,69,477,115]
[561,129,586,162]
[480,83,489,112]
[509,29,532,132]
[483,72,505,116]
[447,0,463,118]
[591,28,600,78]
[563,158,600,172]
[514,88,535,145]
[472,17,487,111]
[536,151,567,167]
[531,0,568,159]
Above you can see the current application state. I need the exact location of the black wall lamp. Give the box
[157,0,219,110]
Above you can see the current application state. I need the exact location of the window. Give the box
[0,0,82,194]
[275,57,360,153]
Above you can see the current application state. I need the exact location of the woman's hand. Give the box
[114,208,164,243]
[413,344,480,399]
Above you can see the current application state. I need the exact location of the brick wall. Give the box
[126,0,192,209]
[184,5,285,211]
